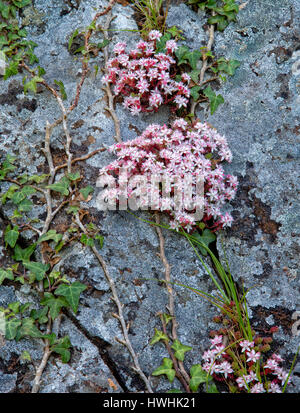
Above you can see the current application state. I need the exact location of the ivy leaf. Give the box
[80,233,94,247]
[97,39,109,49]
[24,76,44,94]
[66,171,80,181]
[13,243,36,262]
[155,32,171,53]
[171,339,192,361]
[46,176,70,196]
[40,292,68,320]
[11,190,26,205]
[189,364,208,392]
[79,185,94,200]
[189,69,201,84]
[13,0,32,8]
[152,358,176,383]
[8,301,20,314]
[95,234,104,249]
[150,328,169,346]
[217,59,240,76]
[50,335,71,363]
[190,85,201,101]
[192,229,216,256]
[55,281,87,313]
[1,184,18,204]
[23,261,50,281]
[0,268,14,284]
[28,174,49,184]
[37,230,63,245]
[206,382,219,393]
[4,225,19,248]
[5,318,22,340]
[175,45,190,65]
[54,79,67,100]
[18,198,33,212]
[15,318,44,341]
[30,306,48,324]
[203,86,224,115]
[185,50,201,70]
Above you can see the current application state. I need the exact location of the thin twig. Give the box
[100,9,122,143]
[75,213,153,392]
[154,212,191,387]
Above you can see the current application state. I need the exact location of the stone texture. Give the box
[0,0,299,393]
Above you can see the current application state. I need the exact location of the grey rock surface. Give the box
[0,0,299,393]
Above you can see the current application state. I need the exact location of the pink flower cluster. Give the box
[102,30,191,115]
[202,336,291,393]
[98,119,237,231]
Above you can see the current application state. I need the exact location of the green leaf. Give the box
[15,318,43,341]
[206,382,219,393]
[46,176,70,196]
[21,350,31,362]
[5,318,22,340]
[152,358,176,383]
[155,32,171,53]
[51,335,71,363]
[28,174,49,184]
[203,86,224,115]
[190,85,201,101]
[68,28,79,51]
[55,281,87,313]
[150,328,169,345]
[171,339,192,361]
[79,185,94,200]
[175,45,190,65]
[37,230,63,245]
[97,39,109,49]
[66,205,80,215]
[189,364,208,392]
[20,303,31,313]
[40,293,68,320]
[189,69,201,84]
[12,0,32,8]
[18,198,33,212]
[80,233,94,247]
[185,50,201,70]
[1,184,18,204]
[23,261,50,281]
[30,306,48,324]
[54,79,67,100]
[162,313,173,325]
[13,243,36,262]
[11,190,26,205]
[217,59,240,76]
[8,301,20,314]
[4,225,19,248]
[95,234,104,249]
[0,268,14,284]
[67,171,80,181]
[192,229,216,256]
[23,76,44,94]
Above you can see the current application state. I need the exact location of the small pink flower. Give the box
[246,350,261,363]
[148,30,162,41]
[165,39,178,53]
[251,383,265,393]
[210,335,223,347]
[239,340,254,353]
